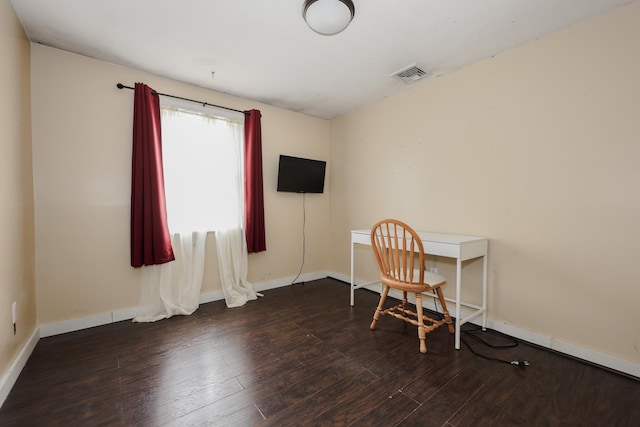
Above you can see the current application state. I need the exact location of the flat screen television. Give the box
[277,155,326,193]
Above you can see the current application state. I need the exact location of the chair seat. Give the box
[421,270,446,287]
[385,269,446,292]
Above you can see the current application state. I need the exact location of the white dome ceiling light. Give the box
[303,0,355,36]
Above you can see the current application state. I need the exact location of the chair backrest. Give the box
[370,219,425,289]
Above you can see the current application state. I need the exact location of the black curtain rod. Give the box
[116,83,245,114]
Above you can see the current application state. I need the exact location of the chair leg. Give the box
[436,287,455,334]
[415,293,427,353]
[370,286,390,330]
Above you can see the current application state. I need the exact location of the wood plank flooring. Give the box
[1,278,638,426]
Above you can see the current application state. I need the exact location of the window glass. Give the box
[160,105,244,233]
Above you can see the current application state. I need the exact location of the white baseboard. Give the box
[0,327,40,408]
[335,271,639,379]
[39,271,330,338]
[487,320,640,379]
[252,271,329,293]
[39,307,140,338]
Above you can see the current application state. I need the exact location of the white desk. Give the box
[350,229,488,350]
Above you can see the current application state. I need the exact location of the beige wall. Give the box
[329,2,640,364]
[0,1,37,381]
[31,45,330,324]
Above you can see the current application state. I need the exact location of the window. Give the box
[160,102,245,234]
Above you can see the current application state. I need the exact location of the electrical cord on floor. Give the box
[430,293,529,368]
[461,325,529,367]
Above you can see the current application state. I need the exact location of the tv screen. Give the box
[277,155,326,193]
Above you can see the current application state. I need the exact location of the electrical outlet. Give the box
[429,267,438,274]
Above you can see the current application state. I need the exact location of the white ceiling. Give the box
[10,0,635,119]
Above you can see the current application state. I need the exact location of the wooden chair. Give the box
[369,219,454,353]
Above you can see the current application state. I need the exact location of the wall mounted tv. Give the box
[277,155,327,194]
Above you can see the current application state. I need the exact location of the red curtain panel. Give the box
[243,109,266,253]
[130,83,175,267]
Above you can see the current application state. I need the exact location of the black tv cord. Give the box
[460,325,529,367]
[431,294,530,367]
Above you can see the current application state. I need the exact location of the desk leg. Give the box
[455,258,462,350]
[482,254,488,331]
[350,239,355,306]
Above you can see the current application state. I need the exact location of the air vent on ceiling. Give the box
[390,64,430,83]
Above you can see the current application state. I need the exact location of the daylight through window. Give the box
[160,104,244,234]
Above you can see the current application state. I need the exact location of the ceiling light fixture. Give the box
[303,0,355,36]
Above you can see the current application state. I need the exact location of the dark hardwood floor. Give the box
[1,278,638,426]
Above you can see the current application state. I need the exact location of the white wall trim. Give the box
[487,321,640,379]
[330,271,640,379]
[0,327,40,408]
[39,271,330,338]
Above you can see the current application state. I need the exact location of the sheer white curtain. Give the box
[134,102,259,322]
[210,109,260,307]
[134,231,206,322]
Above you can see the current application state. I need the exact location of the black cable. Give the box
[461,325,529,367]
[291,193,306,285]
[462,324,518,349]
[431,295,528,367]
